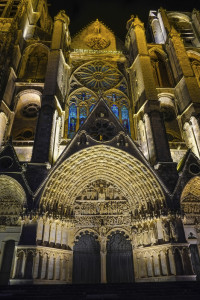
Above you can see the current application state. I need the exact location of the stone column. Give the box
[36,218,44,244]
[47,256,54,280]
[61,226,68,248]
[67,256,73,283]
[100,250,107,283]
[190,116,200,158]
[54,256,61,280]
[21,251,26,278]
[43,219,50,246]
[12,255,18,279]
[168,249,176,275]
[150,16,165,44]
[64,107,69,139]
[33,252,40,279]
[41,254,47,279]
[143,113,156,164]
[136,256,140,279]
[0,112,8,148]
[61,257,67,281]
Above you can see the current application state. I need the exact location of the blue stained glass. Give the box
[81,92,86,101]
[111,104,119,118]
[68,103,77,138]
[121,105,130,133]
[80,106,87,126]
[112,93,116,102]
[90,104,95,112]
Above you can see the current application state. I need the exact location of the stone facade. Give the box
[0,0,200,285]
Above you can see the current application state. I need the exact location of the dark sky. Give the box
[48,0,200,41]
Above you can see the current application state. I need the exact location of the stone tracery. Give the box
[40,145,165,219]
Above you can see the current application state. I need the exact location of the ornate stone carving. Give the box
[85,20,110,50]
[86,35,110,50]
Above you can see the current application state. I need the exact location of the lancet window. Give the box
[67,90,130,138]
[150,50,172,87]
[67,90,98,138]
[67,61,130,138]
[104,91,130,133]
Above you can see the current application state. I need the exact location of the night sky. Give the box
[48,0,200,41]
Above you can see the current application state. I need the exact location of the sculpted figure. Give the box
[170,220,179,242]
[162,220,170,242]
[150,223,158,245]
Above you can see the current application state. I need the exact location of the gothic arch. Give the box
[18,44,49,81]
[149,47,172,87]
[187,50,200,87]
[106,228,131,241]
[0,175,26,224]
[167,13,195,45]
[40,145,166,219]
[74,229,100,244]
[181,176,200,202]
[167,12,191,23]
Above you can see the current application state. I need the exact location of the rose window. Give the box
[74,62,122,91]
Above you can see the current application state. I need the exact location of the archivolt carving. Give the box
[181,176,200,215]
[40,145,165,219]
[0,175,26,225]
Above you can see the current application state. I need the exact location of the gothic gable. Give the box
[71,19,125,52]
[173,150,200,208]
[0,139,33,205]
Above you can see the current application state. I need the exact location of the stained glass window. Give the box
[111,104,119,118]
[68,103,77,138]
[80,106,87,126]
[74,61,122,91]
[121,105,130,133]
[90,104,95,112]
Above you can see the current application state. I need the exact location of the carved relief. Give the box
[73,180,131,227]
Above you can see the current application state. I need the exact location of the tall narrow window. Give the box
[80,106,87,126]
[111,104,119,118]
[89,104,95,112]
[121,105,130,133]
[68,104,77,138]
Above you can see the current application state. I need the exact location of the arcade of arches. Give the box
[8,146,195,284]
[1,2,200,287]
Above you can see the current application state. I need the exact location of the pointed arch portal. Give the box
[40,145,166,283]
[107,232,134,283]
[40,145,165,217]
[73,233,101,283]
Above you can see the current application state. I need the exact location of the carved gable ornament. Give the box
[71,20,121,52]
[181,176,200,215]
[86,19,110,50]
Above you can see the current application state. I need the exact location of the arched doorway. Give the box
[106,232,134,283]
[73,233,100,283]
[0,240,15,285]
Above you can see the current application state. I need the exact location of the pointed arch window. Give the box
[104,92,131,134]
[90,104,95,112]
[68,103,77,138]
[150,51,172,87]
[19,46,49,81]
[80,106,87,126]
[111,104,119,118]
[121,105,130,132]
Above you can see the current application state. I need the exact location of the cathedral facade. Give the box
[0,0,200,285]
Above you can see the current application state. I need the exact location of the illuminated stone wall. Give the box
[0,1,200,285]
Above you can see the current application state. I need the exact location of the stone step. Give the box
[1,282,200,300]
